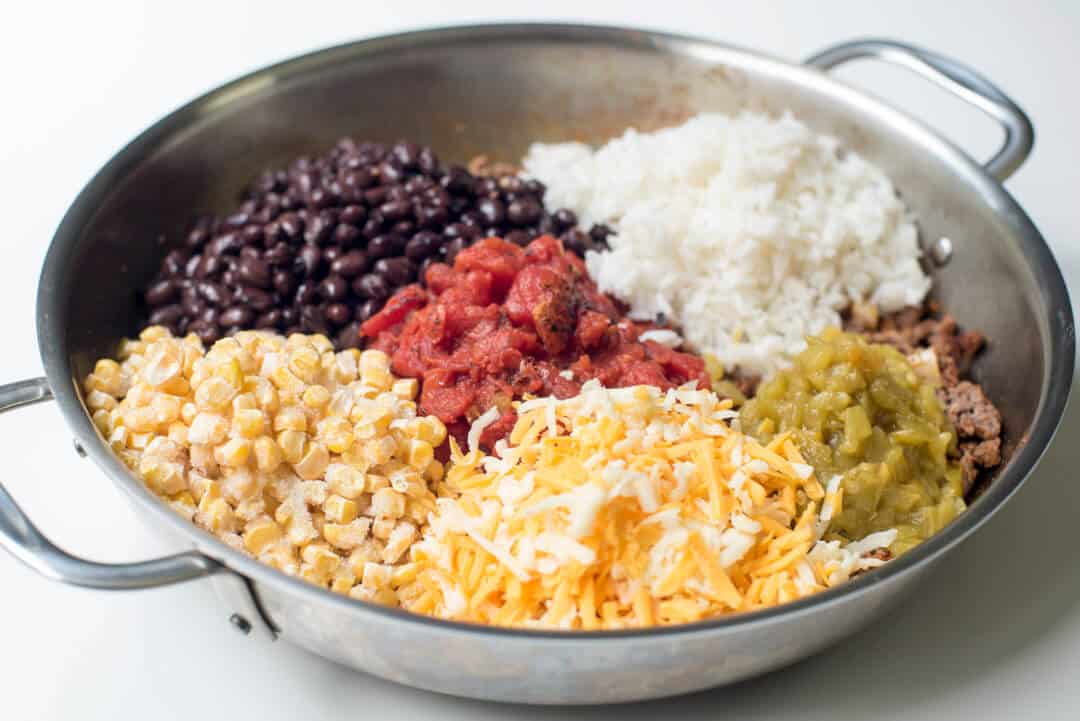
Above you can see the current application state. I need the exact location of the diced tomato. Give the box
[360,235,706,450]
[360,285,428,337]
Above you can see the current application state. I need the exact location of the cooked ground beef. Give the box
[845,302,1005,493]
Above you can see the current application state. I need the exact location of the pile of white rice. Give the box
[523,112,931,375]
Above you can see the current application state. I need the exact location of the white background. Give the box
[2,1,1078,718]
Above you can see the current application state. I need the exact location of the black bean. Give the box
[561,228,589,255]
[444,237,468,263]
[300,305,329,334]
[265,242,292,267]
[336,322,363,350]
[340,204,367,225]
[294,282,318,306]
[238,286,274,311]
[355,299,381,323]
[417,147,439,174]
[272,270,296,297]
[297,245,322,277]
[331,250,368,278]
[278,212,303,240]
[373,257,416,286]
[379,200,411,222]
[187,320,220,345]
[241,224,264,246]
[391,141,421,169]
[507,197,542,226]
[162,249,189,277]
[367,234,400,260]
[325,302,352,327]
[149,304,184,326]
[255,309,283,330]
[416,204,449,229]
[323,246,343,264]
[405,231,440,261]
[441,166,473,194]
[553,208,577,231]
[238,256,271,289]
[281,307,299,327]
[145,279,178,307]
[197,281,229,306]
[211,232,244,256]
[220,306,254,327]
[378,161,405,185]
[360,218,382,240]
[198,306,219,325]
[477,197,505,226]
[443,222,469,240]
[319,274,348,302]
[353,273,390,301]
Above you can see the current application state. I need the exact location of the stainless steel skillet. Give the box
[0,25,1071,704]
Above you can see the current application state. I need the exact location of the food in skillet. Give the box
[85,109,1004,628]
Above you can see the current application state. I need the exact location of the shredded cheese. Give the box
[401,381,895,629]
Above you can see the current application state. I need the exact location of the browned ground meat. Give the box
[845,303,1005,493]
[731,372,761,399]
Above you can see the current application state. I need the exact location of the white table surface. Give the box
[3,1,1078,718]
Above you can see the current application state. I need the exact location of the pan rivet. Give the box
[930,236,953,266]
[229,614,252,635]
[73,439,87,458]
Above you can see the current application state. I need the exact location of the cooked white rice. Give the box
[523,112,931,375]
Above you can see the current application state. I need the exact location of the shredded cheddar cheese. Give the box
[398,381,896,629]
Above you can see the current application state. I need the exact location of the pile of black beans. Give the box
[143,138,613,349]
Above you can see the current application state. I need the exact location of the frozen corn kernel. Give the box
[274,406,307,432]
[325,463,366,499]
[243,517,283,555]
[383,522,417,564]
[189,412,228,445]
[199,497,237,534]
[288,346,322,384]
[277,430,307,465]
[85,389,117,411]
[319,515,371,548]
[142,344,182,387]
[216,437,252,467]
[139,458,186,495]
[391,378,419,400]
[302,543,341,576]
[195,376,237,410]
[189,444,218,476]
[405,439,433,470]
[371,517,396,541]
[232,408,265,439]
[253,436,283,473]
[363,435,397,466]
[294,441,330,480]
[361,561,393,590]
[324,495,358,524]
[92,408,112,434]
[300,480,329,506]
[302,385,331,409]
[166,422,188,445]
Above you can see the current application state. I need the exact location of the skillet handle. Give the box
[805,39,1033,181]
[0,377,221,589]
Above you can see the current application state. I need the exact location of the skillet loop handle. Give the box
[0,377,221,589]
[805,39,1033,181]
